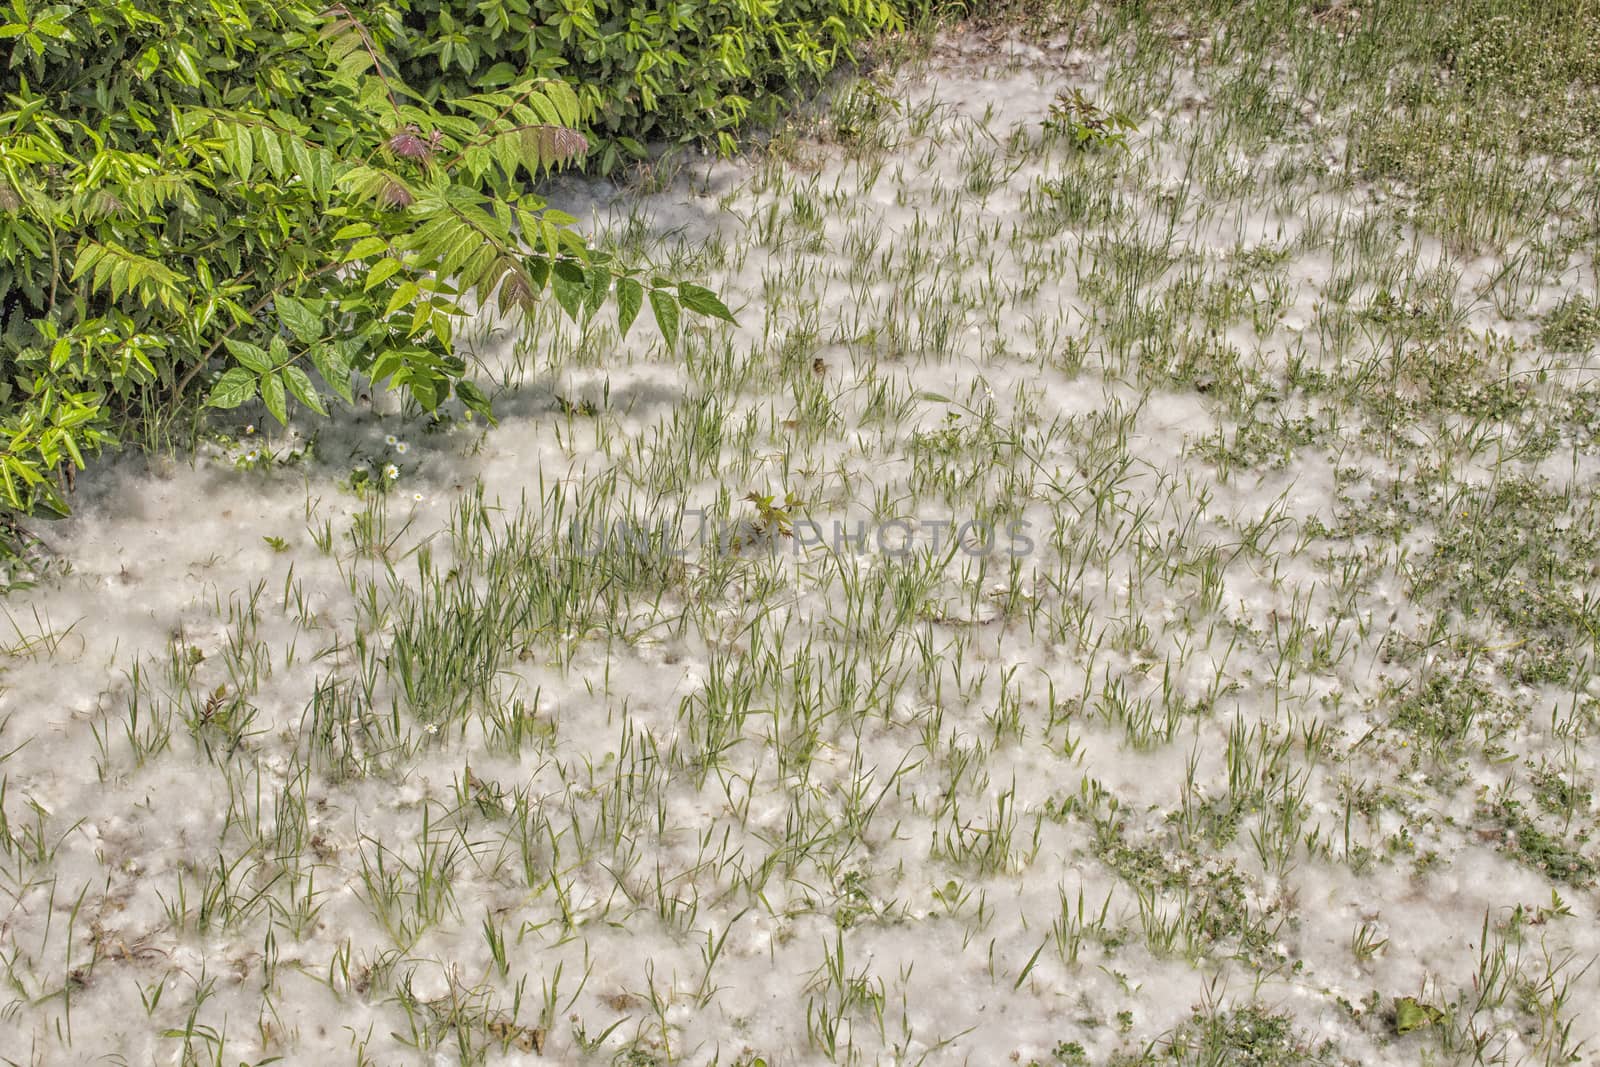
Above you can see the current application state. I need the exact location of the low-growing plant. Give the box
[1539,297,1600,353]
[1110,1005,1347,1066]
[1043,89,1138,151]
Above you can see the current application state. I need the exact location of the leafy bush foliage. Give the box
[0,0,732,521]
[1042,89,1137,152]
[388,0,902,173]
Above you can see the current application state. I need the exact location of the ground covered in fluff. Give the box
[5,3,1600,1064]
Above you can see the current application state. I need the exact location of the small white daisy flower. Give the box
[384,463,399,480]
[244,424,256,436]
[412,492,424,503]
[385,434,398,447]
[395,441,409,455]
[245,450,260,462]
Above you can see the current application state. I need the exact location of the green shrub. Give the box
[1042,89,1138,151]
[385,0,903,173]
[0,0,729,522]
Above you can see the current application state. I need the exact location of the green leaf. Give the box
[370,350,403,384]
[261,372,288,426]
[455,380,496,425]
[277,295,324,344]
[31,480,71,519]
[551,261,587,321]
[616,277,644,339]
[207,368,258,409]
[1394,997,1444,1035]
[282,365,328,417]
[309,344,354,404]
[222,339,272,374]
[407,374,439,411]
[172,47,201,87]
[258,127,285,180]
[527,256,551,294]
[385,281,421,318]
[365,257,403,291]
[478,62,518,86]
[583,265,610,319]
[678,283,736,324]
[649,288,680,348]
[525,90,561,128]
[544,80,581,126]
[229,122,254,178]
[345,236,389,261]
